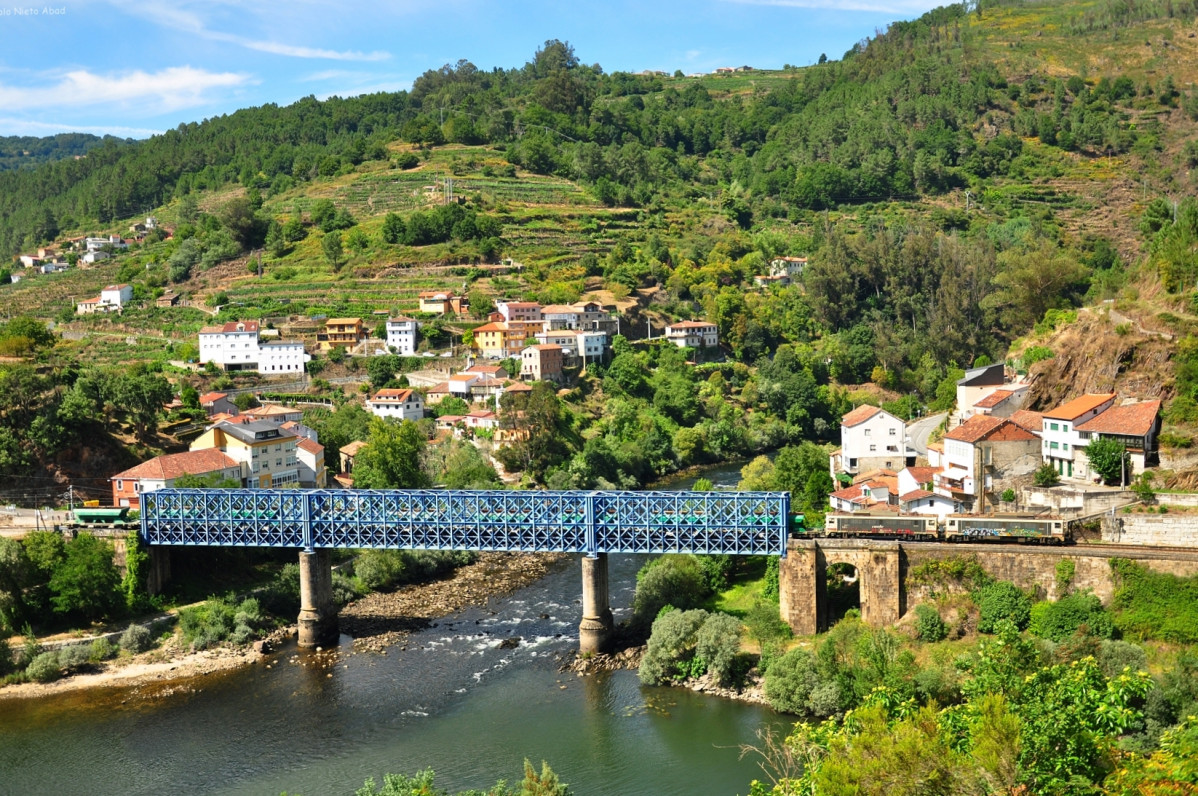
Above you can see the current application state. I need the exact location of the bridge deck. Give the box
[140,488,791,556]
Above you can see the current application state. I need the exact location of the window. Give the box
[1050,422,1059,431]
[116,479,123,491]
[889,428,896,436]
[1050,441,1059,450]
[276,458,282,467]
[1063,444,1069,451]
[864,428,871,436]
[869,444,877,452]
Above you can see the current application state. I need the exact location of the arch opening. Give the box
[825,561,861,626]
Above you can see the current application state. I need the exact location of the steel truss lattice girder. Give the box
[139,488,789,557]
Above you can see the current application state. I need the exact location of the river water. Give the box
[0,459,789,796]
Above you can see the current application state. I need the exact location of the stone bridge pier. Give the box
[579,553,613,654]
[298,549,338,647]
[779,539,903,635]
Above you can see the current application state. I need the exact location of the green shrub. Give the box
[975,581,1032,633]
[1111,559,1198,643]
[25,651,61,683]
[1054,559,1076,595]
[1033,463,1060,487]
[763,647,843,717]
[1022,346,1055,366]
[632,555,711,630]
[697,554,733,593]
[354,549,408,591]
[638,608,708,685]
[694,612,743,686]
[914,604,948,642]
[89,637,117,662]
[1028,592,1114,642]
[120,623,153,654]
[0,636,15,676]
[58,644,91,670]
[1000,488,1016,503]
[1097,639,1148,678]
[179,595,265,650]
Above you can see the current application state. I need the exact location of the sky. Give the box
[0,0,949,139]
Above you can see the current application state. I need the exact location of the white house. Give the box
[665,321,719,349]
[76,284,133,315]
[81,251,110,265]
[295,437,327,488]
[897,466,958,516]
[100,284,133,307]
[829,479,895,513]
[769,256,807,278]
[542,301,607,331]
[85,235,128,252]
[198,320,310,375]
[448,372,481,398]
[955,363,1030,423]
[832,405,909,477]
[496,301,543,323]
[1040,393,1118,480]
[366,388,424,421]
[386,317,419,356]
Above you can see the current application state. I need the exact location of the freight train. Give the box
[811,513,1070,545]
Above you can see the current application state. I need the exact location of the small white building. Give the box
[541,301,607,331]
[295,437,327,488]
[85,235,128,252]
[832,405,910,476]
[258,341,309,374]
[366,388,424,421]
[81,251,110,265]
[101,284,133,307]
[496,301,543,323]
[386,317,419,356]
[664,321,719,349]
[448,372,481,398]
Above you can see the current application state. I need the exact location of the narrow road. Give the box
[906,412,947,455]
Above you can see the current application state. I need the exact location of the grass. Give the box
[707,557,772,619]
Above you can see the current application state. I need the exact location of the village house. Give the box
[81,250,110,265]
[110,448,242,508]
[1041,394,1162,482]
[831,405,912,477]
[448,372,481,398]
[829,479,897,513]
[954,363,1031,424]
[242,404,305,425]
[521,344,564,383]
[317,318,364,351]
[464,410,498,431]
[496,301,543,323]
[190,420,300,489]
[934,415,1042,513]
[198,320,309,375]
[897,464,959,517]
[385,317,419,356]
[541,301,607,331]
[75,283,133,315]
[156,291,180,308]
[464,362,509,379]
[85,235,128,253]
[198,391,237,417]
[769,256,807,279]
[424,381,451,406]
[366,388,425,421]
[418,290,469,316]
[295,437,328,488]
[664,321,719,349]
[474,321,527,358]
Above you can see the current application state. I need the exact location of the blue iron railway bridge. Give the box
[140,488,791,651]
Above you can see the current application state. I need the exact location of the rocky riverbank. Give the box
[0,551,568,701]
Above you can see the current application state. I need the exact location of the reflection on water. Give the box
[0,543,787,796]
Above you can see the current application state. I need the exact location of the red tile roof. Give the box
[474,322,508,333]
[668,321,717,329]
[899,489,937,502]
[427,382,450,393]
[1011,410,1044,432]
[1044,393,1117,421]
[841,404,883,427]
[946,415,1038,444]
[974,389,1014,409]
[198,391,227,404]
[112,449,238,482]
[370,388,415,402]
[296,438,324,456]
[1076,400,1161,437]
[340,440,368,456]
[903,466,941,485]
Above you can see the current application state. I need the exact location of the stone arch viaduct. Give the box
[778,538,1198,635]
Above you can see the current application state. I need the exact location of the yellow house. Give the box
[474,321,512,358]
[317,318,364,351]
[190,420,299,489]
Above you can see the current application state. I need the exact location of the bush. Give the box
[25,651,62,683]
[179,595,265,650]
[1033,463,1060,487]
[1097,639,1148,678]
[914,603,948,642]
[1111,559,1198,643]
[89,637,117,662]
[694,612,743,686]
[638,608,708,685]
[1029,592,1114,642]
[632,556,711,630]
[0,636,14,676]
[763,646,846,717]
[975,581,1032,633]
[58,644,91,670]
[120,623,154,654]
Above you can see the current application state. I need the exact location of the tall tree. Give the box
[352,418,431,489]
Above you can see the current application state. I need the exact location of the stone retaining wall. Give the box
[1103,513,1198,546]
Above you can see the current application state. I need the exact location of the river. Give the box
[0,459,790,796]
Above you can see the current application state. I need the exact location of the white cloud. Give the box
[0,67,251,114]
[0,117,163,138]
[113,0,391,61]
[723,0,942,13]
